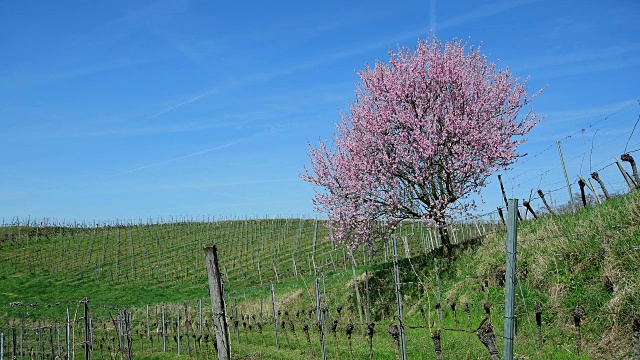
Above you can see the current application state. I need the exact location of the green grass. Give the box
[1,191,639,359]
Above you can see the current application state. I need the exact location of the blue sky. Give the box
[1,0,639,223]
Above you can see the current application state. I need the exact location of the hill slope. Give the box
[0,191,638,359]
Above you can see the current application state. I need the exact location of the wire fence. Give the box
[2,252,638,360]
[495,98,640,217]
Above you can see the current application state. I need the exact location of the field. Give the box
[1,190,639,359]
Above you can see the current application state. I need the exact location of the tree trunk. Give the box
[591,172,610,199]
[578,178,587,208]
[436,221,452,256]
[477,320,499,360]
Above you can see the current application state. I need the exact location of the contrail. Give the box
[142,87,220,121]
[117,136,246,176]
[115,125,293,176]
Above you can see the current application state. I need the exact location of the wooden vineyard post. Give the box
[177,305,181,355]
[616,158,637,191]
[537,189,556,215]
[270,282,280,350]
[314,267,327,360]
[204,245,231,360]
[557,140,575,213]
[523,200,537,219]
[146,305,150,342]
[185,301,192,357]
[497,207,506,226]
[161,306,166,352]
[498,175,509,212]
[498,175,522,220]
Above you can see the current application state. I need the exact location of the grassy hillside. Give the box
[0,216,484,316]
[0,191,638,359]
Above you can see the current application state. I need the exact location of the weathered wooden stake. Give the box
[498,174,509,212]
[537,189,555,215]
[161,306,166,352]
[204,245,231,360]
[270,282,280,350]
[557,140,575,212]
[616,158,637,191]
[178,302,182,355]
[184,301,192,356]
[523,200,537,219]
[314,267,327,360]
[124,310,133,360]
[146,305,150,341]
[233,297,240,345]
[498,175,522,220]
[497,207,506,226]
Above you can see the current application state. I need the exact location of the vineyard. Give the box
[1,187,640,359]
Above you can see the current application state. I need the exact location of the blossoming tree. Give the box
[302,37,542,254]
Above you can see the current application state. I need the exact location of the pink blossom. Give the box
[301,36,543,251]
